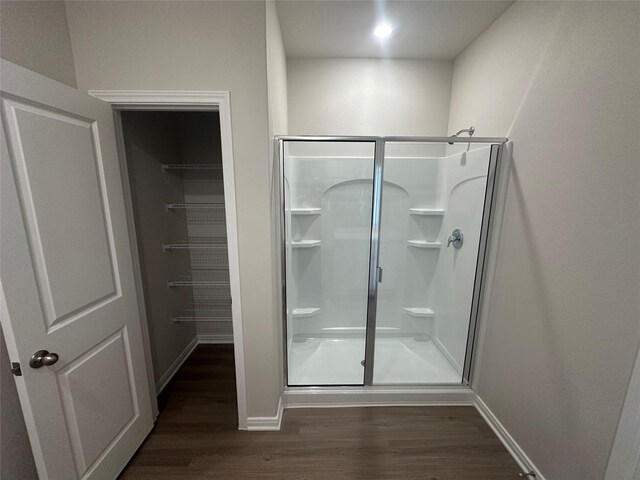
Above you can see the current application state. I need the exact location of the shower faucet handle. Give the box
[447,229,464,249]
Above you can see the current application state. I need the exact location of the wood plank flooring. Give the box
[119,345,522,479]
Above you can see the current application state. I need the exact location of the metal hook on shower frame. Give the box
[447,126,475,145]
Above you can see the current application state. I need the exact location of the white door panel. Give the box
[4,98,118,329]
[0,60,153,480]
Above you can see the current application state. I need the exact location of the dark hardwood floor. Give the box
[119,345,522,479]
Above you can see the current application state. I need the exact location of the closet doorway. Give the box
[91,92,247,428]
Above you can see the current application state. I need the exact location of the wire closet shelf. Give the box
[162,160,231,324]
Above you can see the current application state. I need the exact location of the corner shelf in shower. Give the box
[409,208,445,216]
[407,240,441,249]
[290,207,321,216]
[163,237,227,251]
[403,307,435,318]
[292,307,320,318]
[162,164,222,171]
[292,240,321,248]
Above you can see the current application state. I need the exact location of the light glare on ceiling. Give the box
[373,23,393,40]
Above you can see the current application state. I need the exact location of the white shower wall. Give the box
[285,142,375,341]
[284,142,492,384]
[432,146,491,372]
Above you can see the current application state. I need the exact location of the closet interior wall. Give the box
[121,110,231,390]
[177,112,231,343]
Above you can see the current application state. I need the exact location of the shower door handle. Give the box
[447,229,464,249]
[377,266,383,283]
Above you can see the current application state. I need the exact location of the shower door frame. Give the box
[277,135,507,388]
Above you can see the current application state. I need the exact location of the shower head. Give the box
[448,126,475,145]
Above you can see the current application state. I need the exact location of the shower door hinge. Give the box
[10,362,22,376]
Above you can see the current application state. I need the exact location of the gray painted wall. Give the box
[267,0,289,138]
[65,0,281,418]
[120,111,198,386]
[0,2,75,477]
[447,2,640,478]
[266,0,288,397]
[0,1,77,88]
[287,58,452,136]
[605,342,640,478]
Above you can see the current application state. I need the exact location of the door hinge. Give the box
[10,362,22,376]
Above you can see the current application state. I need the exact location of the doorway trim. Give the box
[88,90,248,429]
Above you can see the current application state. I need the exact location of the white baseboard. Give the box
[155,336,199,395]
[283,386,476,409]
[245,398,284,431]
[474,395,544,479]
[198,334,234,344]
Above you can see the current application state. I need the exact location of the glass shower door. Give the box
[283,141,376,386]
[371,142,497,385]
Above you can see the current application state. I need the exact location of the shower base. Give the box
[288,336,460,386]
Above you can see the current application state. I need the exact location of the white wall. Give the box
[65,0,280,419]
[0,0,77,88]
[287,58,452,137]
[448,2,640,478]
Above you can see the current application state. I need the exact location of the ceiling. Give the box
[276,1,514,60]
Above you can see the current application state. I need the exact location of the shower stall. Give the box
[278,136,505,389]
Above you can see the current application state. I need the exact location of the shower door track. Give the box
[282,385,476,409]
[277,135,507,388]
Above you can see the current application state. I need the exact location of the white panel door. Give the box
[0,59,153,479]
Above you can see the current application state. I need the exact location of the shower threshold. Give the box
[288,335,461,386]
